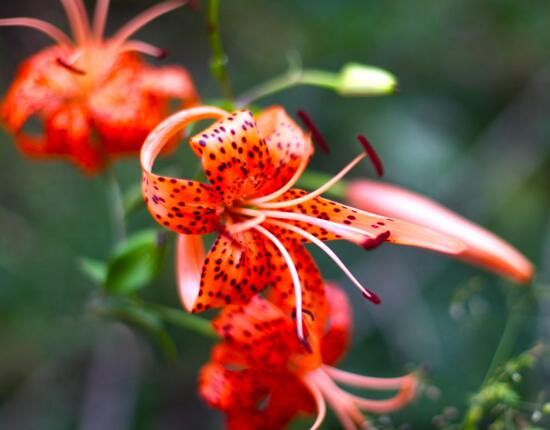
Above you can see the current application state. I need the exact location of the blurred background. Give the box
[1,0,550,429]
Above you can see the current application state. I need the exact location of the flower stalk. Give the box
[207,0,233,102]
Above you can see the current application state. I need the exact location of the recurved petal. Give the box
[199,360,312,430]
[140,65,199,106]
[176,234,205,312]
[225,372,314,430]
[190,229,271,312]
[46,103,104,173]
[254,106,314,196]
[273,189,465,255]
[142,175,221,235]
[1,47,74,132]
[320,284,353,366]
[347,179,534,284]
[213,296,305,370]
[189,110,271,204]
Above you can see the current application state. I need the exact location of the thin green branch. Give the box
[236,68,338,108]
[207,0,233,102]
[104,167,126,245]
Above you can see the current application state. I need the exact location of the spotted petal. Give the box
[254,106,314,196]
[190,230,270,312]
[189,110,272,204]
[270,189,465,254]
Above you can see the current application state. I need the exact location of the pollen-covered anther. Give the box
[297,109,330,154]
[361,230,390,251]
[357,135,384,177]
[56,57,86,75]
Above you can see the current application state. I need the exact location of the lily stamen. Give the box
[60,0,90,44]
[266,219,381,304]
[226,213,266,234]
[0,18,73,47]
[92,0,110,39]
[110,0,187,50]
[253,224,307,345]
[119,40,168,59]
[255,151,368,209]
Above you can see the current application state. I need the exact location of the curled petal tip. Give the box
[347,179,535,285]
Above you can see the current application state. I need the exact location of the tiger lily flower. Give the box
[141,105,464,344]
[0,0,198,173]
[199,285,417,430]
[346,180,534,284]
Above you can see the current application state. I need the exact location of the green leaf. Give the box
[336,63,397,96]
[104,230,168,295]
[79,257,107,285]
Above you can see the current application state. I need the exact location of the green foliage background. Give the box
[0,1,549,429]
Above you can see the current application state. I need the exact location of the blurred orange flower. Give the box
[0,0,198,173]
[199,284,417,430]
[141,105,464,344]
[346,179,534,284]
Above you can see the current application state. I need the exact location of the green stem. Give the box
[236,69,338,108]
[207,0,233,102]
[104,167,126,245]
[482,291,526,386]
[148,303,218,339]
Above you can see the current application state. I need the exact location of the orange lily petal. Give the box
[176,234,205,312]
[191,230,270,312]
[320,284,353,366]
[46,103,104,173]
[1,47,72,132]
[199,361,313,430]
[188,110,271,204]
[139,65,199,107]
[269,189,465,254]
[142,175,221,235]
[212,296,307,369]
[254,106,314,196]
[347,179,534,284]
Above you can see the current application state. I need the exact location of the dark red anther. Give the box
[362,290,381,305]
[156,49,169,60]
[361,230,391,251]
[357,135,384,177]
[300,336,313,354]
[56,57,86,75]
[292,307,315,322]
[297,110,330,154]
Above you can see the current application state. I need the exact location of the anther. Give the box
[362,290,381,305]
[297,110,330,154]
[361,230,390,251]
[357,135,384,177]
[56,57,86,75]
[292,307,316,322]
[300,336,313,354]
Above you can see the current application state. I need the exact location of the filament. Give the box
[253,224,307,346]
[301,374,327,430]
[0,18,73,47]
[256,152,367,209]
[111,0,186,48]
[323,366,411,390]
[227,213,266,234]
[266,220,380,304]
[119,40,167,58]
[93,0,110,39]
[60,0,90,44]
